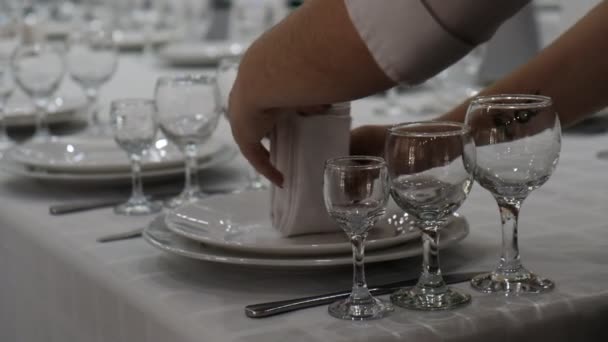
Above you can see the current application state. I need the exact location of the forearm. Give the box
[233,0,393,111]
[438,1,608,126]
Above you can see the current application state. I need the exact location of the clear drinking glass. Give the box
[110,99,162,216]
[11,43,65,142]
[323,156,393,320]
[66,27,118,135]
[155,75,221,208]
[386,121,476,310]
[465,94,561,294]
[215,57,267,191]
[0,56,14,149]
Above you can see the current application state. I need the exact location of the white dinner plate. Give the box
[165,190,455,256]
[158,41,247,66]
[3,93,86,128]
[144,214,469,268]
[9,136,227,174]
[112,29,176,49]
[0,142,237,185]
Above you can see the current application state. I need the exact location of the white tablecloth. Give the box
[1,54,608,342]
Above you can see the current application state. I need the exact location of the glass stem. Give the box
[85,88,100,128]
[495,197,525,274]
[350,233,373,303]
[0,100,9,143]
[183,142,201,196]
[130,154,146,203]
[34,100,50,139]
[416,224,447,294]
[386,88,399,108]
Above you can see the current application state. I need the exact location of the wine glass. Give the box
[154,75,221,208]
[215,57,267,191]
[10,43,65,142]
[323,156,393,320]
[66,27,118,135]
[109,99,162,216]
[386,121,476,310]
[465,94,561,294]
[0,56,14,149]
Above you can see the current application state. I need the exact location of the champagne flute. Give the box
[110,99,162,216]
[386,121,476,310]
[323,156,393,320]
[465,94,561,294]
[154,75,221,208]
[215,57,267,191]
[66,27,118,135]
[11,42,65,142]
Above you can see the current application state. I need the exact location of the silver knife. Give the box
[245,271,481,318]
[96,227,144,243]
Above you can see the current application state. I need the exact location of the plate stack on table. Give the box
[0,135,236,184]
[3,92,86,130]
[144,190,471,268]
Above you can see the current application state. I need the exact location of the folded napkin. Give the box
[270,103,352,237]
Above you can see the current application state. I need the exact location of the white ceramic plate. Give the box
[165,190,448,256]
[158,41,247,66]
[3,93,86,128]
[112,29,175,49]
[144,214,469,268]
[9,136,227,174]
[0,142,237,184]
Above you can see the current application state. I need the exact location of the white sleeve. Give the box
[344,0,530,83]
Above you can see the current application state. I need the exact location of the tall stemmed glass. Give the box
[66,28,118,135]
[0,56,15,149]
[386,122,476,310]
[11,43,65,142]
[155,75,221,208]
[465,94,561,294]
[323,156,393,320]
[215,57,267,190]
[110,99,162,216]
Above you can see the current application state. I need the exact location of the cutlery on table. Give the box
[244,271,482,318]
[96,227,144,243]
[49,188,236,215]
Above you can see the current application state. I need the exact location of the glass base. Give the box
[114,199,163,216]
[30,131,56,143]
[328,296,393,321]
[390,286,471,311]
[246,180,268,191]
[374,105,403,117]
[164,190,208,209]
[470,270,555,294]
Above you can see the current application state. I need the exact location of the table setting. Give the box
[0,1,607,342]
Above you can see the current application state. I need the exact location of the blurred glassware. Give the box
[0,55,15,149]
[155,75,221,208]
[465,94,561,294]
[178,0,211,41]
[11,42,65,142]
[110,98,162,216]
[229,0,273,43]
[374,86,410,117]
[215,57,267,191]
[66,27,118,135]
[430,45,487,110]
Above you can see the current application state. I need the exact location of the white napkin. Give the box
[270,104,352,237]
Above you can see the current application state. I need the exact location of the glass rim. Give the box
[110,98,155,107]
[388,121,470,138]
[156,74,216,86]
[470,94,552,109]
[325,155,387,170]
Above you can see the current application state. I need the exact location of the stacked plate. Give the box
[0,136,236,184]
[144,191,470,268]
[158,41,248,66]
[4,93,86,128]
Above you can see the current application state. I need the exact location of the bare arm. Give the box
[438,0,608,126]
[352,1,608,156]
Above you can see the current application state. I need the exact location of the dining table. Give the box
[1,5,608,342]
